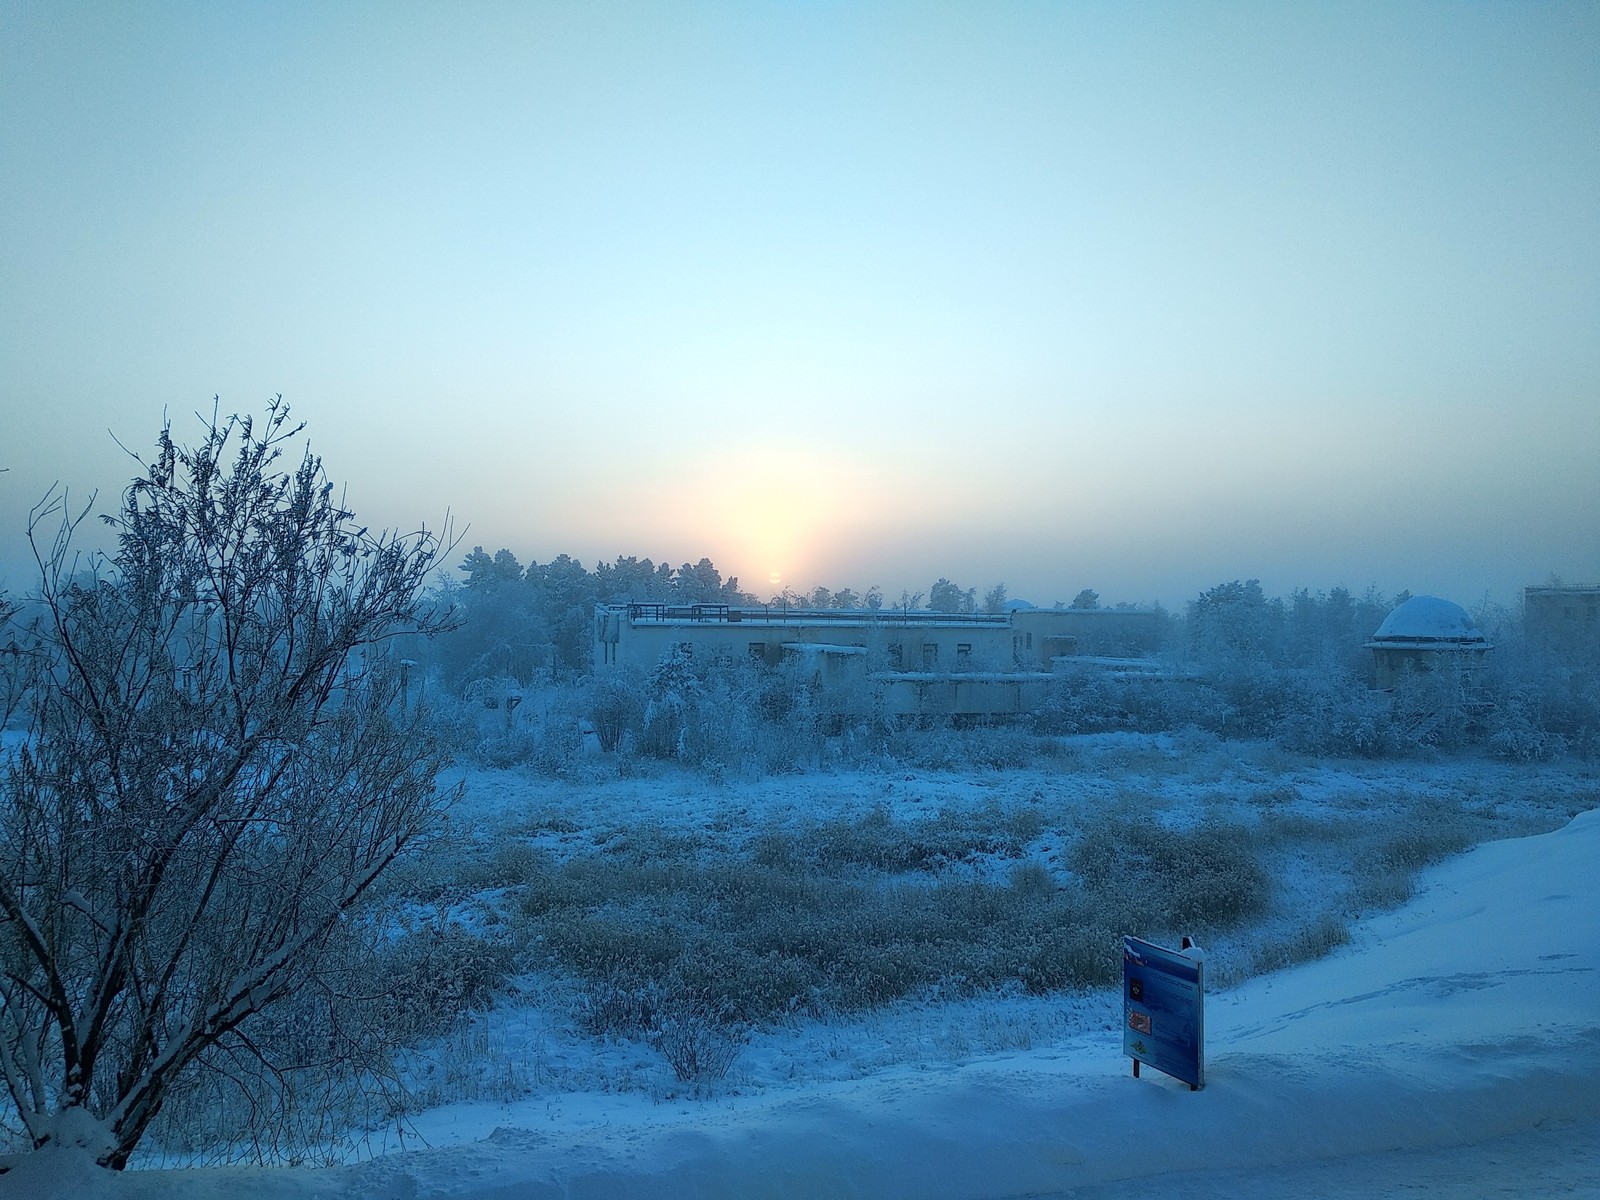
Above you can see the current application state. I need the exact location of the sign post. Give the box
[1122,935,1204,1090]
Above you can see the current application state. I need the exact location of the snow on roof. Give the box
[1369,595,1488,645]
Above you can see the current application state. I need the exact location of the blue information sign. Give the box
[1122,935,1204,1090]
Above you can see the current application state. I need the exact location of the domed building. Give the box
[1366,595,1492,690]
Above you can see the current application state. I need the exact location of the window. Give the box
[749,642,766,661]
[922,642,938,668]
[888,644,904,669]
[957,643,972,661]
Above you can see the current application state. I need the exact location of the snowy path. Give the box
[10,807,1600,1199]
[1056,1115,1600,1199]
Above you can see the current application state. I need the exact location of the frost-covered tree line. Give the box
[1032,579,1598,761]
[417,555,1038,691]
[427,548,756,685]
[415,564,1597,773]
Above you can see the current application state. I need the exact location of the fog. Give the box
[3,6,1599,1193]
[3,4,1597,606]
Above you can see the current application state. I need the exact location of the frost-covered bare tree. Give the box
[0,401,457,1168]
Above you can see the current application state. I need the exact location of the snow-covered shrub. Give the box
[1033,673,1126,734]
[1386,663,1476,753]
[1069,813,1269,934]
[1249,915,1351,975]
[514,801,1175,1034]
[613,652,835,774]
[885,723,1057,771]
[474,727,538,768]
[646,988,747,1087]
[1349,798,1474,910]
[525,692,591,773]
[1009,860,1054,896]
[1488,701,1567,762]
[1553,672,1600,758]
[417,674,483,754]
[759,803,1039,876]
[377,926,515,1041]
[1272,670,1397,757]
[681,663,800,775]
[988,920,1122,994]
[1040,672,1230,739]
[457,838,547,891]
[575,969,659,1039]
[1204,662,1296,739]
[589,669,646,752]
[639,645,703,759]
[463,687,588,773]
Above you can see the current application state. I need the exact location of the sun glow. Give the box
[661,441,877,595]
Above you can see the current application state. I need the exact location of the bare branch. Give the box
[0,402,453,1167]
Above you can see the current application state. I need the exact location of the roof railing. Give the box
[618,603,1010,626]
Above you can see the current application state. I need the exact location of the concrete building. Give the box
[1366,595,1492,690]
[592,602,1164,717]
[1524,585,1600,659]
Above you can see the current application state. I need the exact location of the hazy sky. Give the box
[3,2,1596,609]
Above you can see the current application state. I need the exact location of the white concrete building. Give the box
[592,602,1164,717]
[1524,585,1600,660]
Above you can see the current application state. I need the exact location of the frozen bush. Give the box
[1251,915,1351,974]
[1489,703,1567,762]
[1273,670,1397,757]
[1034,673,1126,734]
[475,727,540,768]
[1349,798,1475,910]
[576,969,658,1038]
[377,926,515,1041]
[590,670,646,752]
[1207,663,1295,739]
[458,839,546,891]
[646,987,748,1087]
[1069,813,1269,933]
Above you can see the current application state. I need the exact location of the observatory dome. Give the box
[1369,596,1487,646]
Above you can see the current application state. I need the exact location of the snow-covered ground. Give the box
[7,747,1600,1198]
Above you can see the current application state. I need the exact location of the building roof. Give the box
[1367,595,1489,647]
[1525,585,1600,597]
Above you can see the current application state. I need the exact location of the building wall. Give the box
[593,604,1163,677]
[876,673,1055,716]
[1011,607,1164,657]
[597,612,1012,673]
[1525,586,1600,658]
[1370,644,1491,691]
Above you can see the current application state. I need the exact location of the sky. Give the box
[2,1,1597,610]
